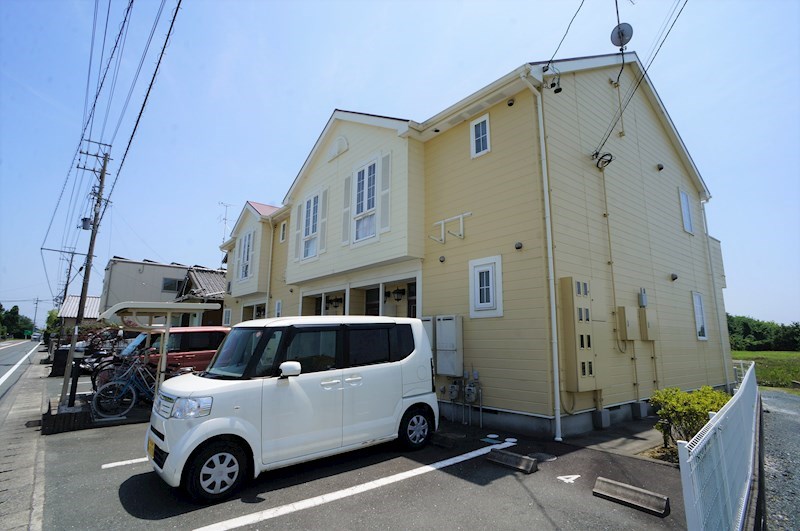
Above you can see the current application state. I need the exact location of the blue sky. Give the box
[1,0,798,328]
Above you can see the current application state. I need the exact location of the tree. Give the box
[0,304,36,338]
[45,309,60,341]
[728,314,800,352]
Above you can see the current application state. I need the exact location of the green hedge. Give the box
[650,386,730,447]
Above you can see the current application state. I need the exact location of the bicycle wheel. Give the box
[93,381,137,418]
[92,359,122,391]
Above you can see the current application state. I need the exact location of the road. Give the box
[0,340,39,401]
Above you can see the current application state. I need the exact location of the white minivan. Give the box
[146,316,438,502]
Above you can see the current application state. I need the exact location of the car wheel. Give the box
[184,441,248,503]
[398,407,433,450]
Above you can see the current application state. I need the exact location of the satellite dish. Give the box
[611,23,633,48]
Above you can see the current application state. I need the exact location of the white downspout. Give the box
[265,216,274,317]
[521,68,562,441]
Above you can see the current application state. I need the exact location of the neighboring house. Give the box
[174,266,227,326]
[228,52,731,438]
[220,201,290,326]
[99,257,191,324]
[58,294,101,331]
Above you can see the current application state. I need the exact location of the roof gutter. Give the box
[521,65,562,442]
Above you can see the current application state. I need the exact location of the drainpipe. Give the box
[265,216,274,317]
[521,68,562,441]
[701,201,732,391]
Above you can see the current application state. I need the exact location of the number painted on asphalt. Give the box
[557,475,581,484]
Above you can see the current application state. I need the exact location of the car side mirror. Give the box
[278,361,302,379]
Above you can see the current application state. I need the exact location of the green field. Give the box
[732,351,800,394]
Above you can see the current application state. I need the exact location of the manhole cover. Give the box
[529,452,557,462]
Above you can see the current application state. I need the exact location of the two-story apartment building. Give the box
[223,53,731,438]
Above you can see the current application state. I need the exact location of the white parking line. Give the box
[0,344,39,387]
[194,440,517,531]
[101,457,149,469]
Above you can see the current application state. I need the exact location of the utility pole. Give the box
[60,149,109,408]
[32,297,40,332]
[58,250,76,343]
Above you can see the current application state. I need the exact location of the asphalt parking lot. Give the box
[40,410,685,530]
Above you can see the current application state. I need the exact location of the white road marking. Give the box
[101,457,149,469]
[0,344,39,387]
[195,441,517,531]
[557,475,581,484]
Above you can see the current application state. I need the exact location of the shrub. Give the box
[650,386,731,446]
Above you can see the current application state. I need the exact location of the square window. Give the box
[470,114,491,158]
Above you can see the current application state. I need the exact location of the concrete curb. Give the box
[592,476,670,517]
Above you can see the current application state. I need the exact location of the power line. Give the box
[111,0,167,144]
[102,0,183,221]
[593,0,689,157]
[41,0,136,251]
[544,0,586,72]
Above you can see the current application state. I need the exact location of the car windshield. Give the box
[205,327,283,378]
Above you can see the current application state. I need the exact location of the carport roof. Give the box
[58,295,101,319]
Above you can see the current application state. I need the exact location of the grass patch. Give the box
[732,351,800,389]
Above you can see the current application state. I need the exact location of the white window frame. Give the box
[470,114,491,158]
[353,160,377,243]
[679,189,694,234]
[238,231,253,280]
[469,255,503,318]
[692,291,707,340]
[279,221,287,243]
[302,194,320,260]
[222,308,231,326]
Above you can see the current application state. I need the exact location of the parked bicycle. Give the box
[92,357,157,418]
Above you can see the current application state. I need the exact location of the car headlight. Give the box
[171,397,213,419]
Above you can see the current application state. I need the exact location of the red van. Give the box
[126,326,229,371]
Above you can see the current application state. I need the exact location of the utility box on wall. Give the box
[616,306,639,341]
[638,308,659,341]
[435,315,463,377]
[559,277,597,392]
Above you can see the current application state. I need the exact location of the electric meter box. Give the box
[435,315,463,377]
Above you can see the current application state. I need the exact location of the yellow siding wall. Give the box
[285,121,419,285]
[422,89,553,416]
[230,210,266,297]
[544,66,731,407]
[268,213,298,317]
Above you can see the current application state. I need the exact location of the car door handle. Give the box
[320,379,341,387]
[344,376,362,384]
